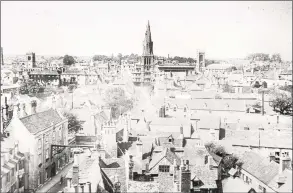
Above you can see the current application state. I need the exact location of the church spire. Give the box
[143,20,153,55]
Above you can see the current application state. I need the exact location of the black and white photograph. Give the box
[0,1,292,193]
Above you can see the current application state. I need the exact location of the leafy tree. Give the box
[20,80,44,95]
[63,111,83,133]
[270,91,292,115]
[92,55,108,61]
[104,87,134,119]
[246,53,270,61]
[222,83,234,93]
[205,142,242,175]
[270,53,282,63]
[63,55,76,66]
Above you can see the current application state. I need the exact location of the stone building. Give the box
[4,99,70,190]
[26,52,36,69]
[1,141,28,193]
[133,21,155,86]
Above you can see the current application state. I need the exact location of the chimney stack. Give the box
[31,100,37,115]
[19,103,27,118]
[12,105,19,119]
[179,159,191,193]
[136,138,143,160]
[72,154,80,190]
[279,153,291,174]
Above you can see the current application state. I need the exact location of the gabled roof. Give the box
[190,165,218,189]
[238,151,279,185]
[20,108,64,134]
[149,148,181,171]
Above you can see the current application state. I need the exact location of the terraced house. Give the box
[4,99,70,191]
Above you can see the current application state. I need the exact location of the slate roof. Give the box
[189,91,218,99]
[268,169,292,192]
[101,167,127,193]
[20,108,63,134]
[190,165,218,189]
[223,130,292,149]
[128,181,159,192]
[238,151,279,185]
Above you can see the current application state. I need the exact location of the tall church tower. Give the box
[141,21,155,85]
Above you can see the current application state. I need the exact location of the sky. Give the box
[1,1,292,60]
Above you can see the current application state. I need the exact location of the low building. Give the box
[1,140,27,193]
[234,151,292,193]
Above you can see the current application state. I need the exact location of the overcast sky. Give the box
[1,1,292,60]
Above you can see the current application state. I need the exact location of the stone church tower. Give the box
[141,21,155,85]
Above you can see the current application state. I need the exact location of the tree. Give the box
[270,91,292,115]
[270,53,282,63]
[246,53,270,61]
[68,84,77,93]
[19,79,43,96]
[222,83,234,93]
[63,111,83,133]
[205,142,242,175]
[63,55,76,66]
[104,87,134,119]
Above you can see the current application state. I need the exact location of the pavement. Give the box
[36,162,73,193]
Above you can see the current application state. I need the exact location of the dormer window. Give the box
[169,138,172,143]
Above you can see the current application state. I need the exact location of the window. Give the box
[205,155,208,164]
[159,165,170,172]
[173,107,177,112]
[7,173,10,182]
[168,138,172,143]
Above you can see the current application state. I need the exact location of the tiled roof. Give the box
[268,169,292,192]
[101,167,127,193]
[128,181,159,192]
[223,129,292,149]
[191,115,221,129]
[238,151,279,185]
[20,108,63,134]
[29,70,59,75]
[190,165,218,188]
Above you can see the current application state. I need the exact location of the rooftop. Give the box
[20,108,64,134]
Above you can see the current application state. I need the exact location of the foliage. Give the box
[68,84,77,93]
[63,55,76,66]
[222,83,234,93]
[171,56,196,63]
[246,53,270,61]
[270,91,292,115]
[62,111,83,133]
[205,142,241,175]
[19,79,44,96]
[279,85,292,93]
[104,87,134,119]
[270,53,282,63]
[92,55,109,61]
